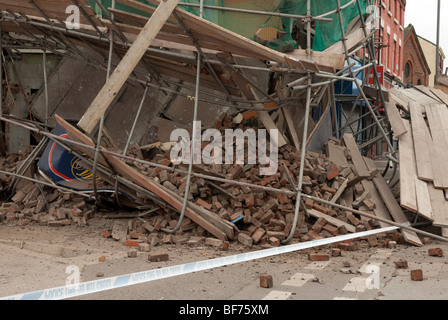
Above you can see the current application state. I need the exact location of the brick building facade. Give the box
[369,0,406,88]
[379,0,406,87]
[402,24,431,86]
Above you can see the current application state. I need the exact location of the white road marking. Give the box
[262,290,292,300]
[281,273,316,287]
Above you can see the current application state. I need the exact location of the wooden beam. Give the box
[323,28,365,55]
[77,0,180,134]
[428,182,448,227]
[56,115,229,241]
[430,87,448,106]
[342,133,370,178]
[287,49,345,70]
[359,170,394,228]
[425,104,448,189]
[408,102,433,182]
[398,120,417,212]
[329,178,348,204]
[307,209,356,233]
[363,157,423,246]
[384,99,407,138]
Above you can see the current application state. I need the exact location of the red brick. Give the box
[238,232,253,247]
[312,203,330,214]
[277,192,290,205]
[245,193,255,207]
[321,185,337,195]
[196,199,212,210]
[428,248,444,257]
[347,214,360,226]
[410,269,423,281]
[367,235,379,247]
[125,239,141,247]
[326,164,340,180]
[268,237,280,247]
[307,230,324,240]
[260,274,273,288]
[252,228,266,244]
[259,210,274,224]
[312,217,327,233]
[322,224,338,235]
[148,252,169,262]
[47,220,63,227]
[308,254,330,261]
[331,248,341,257]
[304,198,314,209]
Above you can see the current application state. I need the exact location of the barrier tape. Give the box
[1,226,398,300]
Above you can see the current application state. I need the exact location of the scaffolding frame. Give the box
[0,0,415,244]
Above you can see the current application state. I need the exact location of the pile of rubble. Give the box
[0,113,415,252]
[0,147,95,227]
[98,114,405,250]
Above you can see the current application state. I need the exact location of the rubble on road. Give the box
[0,112,422,253]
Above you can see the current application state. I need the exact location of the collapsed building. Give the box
[1,0,448,249]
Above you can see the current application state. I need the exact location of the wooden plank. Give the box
[428,182,448,227]
[408,102,433,182]
[307,209,356,233]
[415,85,444,103]
[55,115,229,241]
[77,0,180,134]
[388,88,412,112]
[281,107,301,150]
[430,88,448,106]
[384,100,407,138]
[329,178,348,204]
[116,0,288,64]
[0,0,103,26]
[407,87,440,104]
[425,104,448,189]
[342,133,370,178]
[288,49,345,70]
[360,178,394,229]
[323,28,365,55]
[398,120,417,212]
[363,157,423,246]
[414,178,434,221]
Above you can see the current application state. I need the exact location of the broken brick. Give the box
[308,254,330,261]
[410,269,423,281]
[252,228,266,244]
[428,248,444,257]
[260,274,273,288]
[394,259,408,269]
[148,252,169,262]
[196,198,212,210]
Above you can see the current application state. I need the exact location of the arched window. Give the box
[404,61,412,79]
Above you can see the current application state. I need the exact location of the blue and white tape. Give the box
[1,226,398,300]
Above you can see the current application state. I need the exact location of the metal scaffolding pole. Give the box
[161,0,204,235]
[335,0,396,163]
